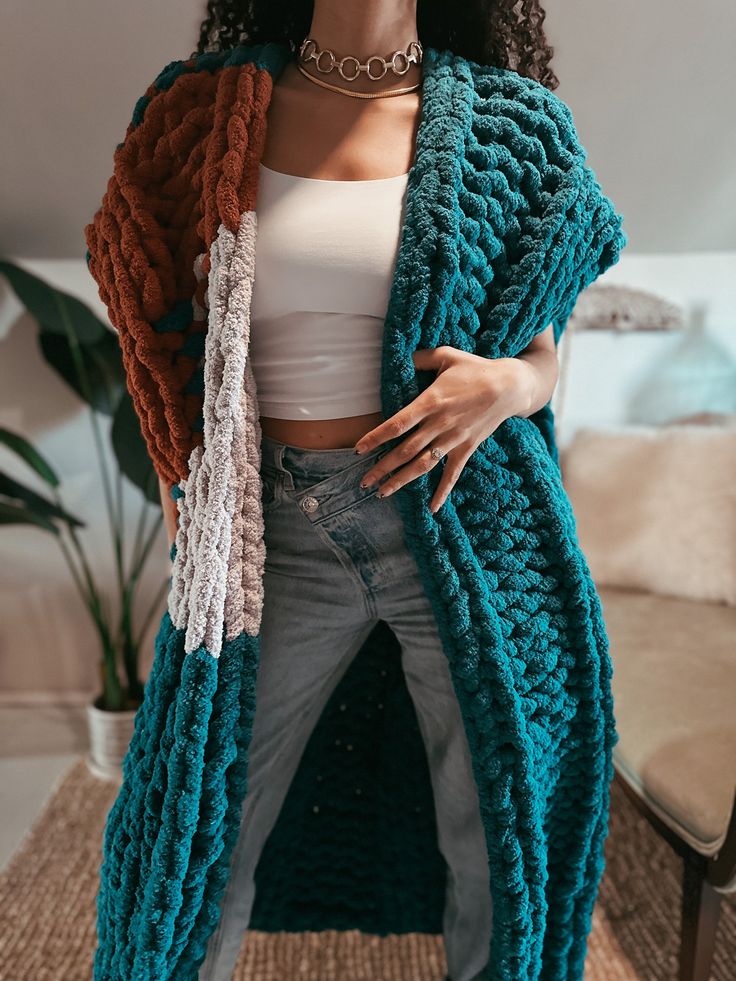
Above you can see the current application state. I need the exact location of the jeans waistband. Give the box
[260,432,391,488]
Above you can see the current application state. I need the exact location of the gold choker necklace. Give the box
[297,37,423,99]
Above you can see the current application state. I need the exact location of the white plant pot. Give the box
[86,696,139,783]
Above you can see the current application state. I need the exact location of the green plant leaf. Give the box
[0,260,107,344]
[0,500,59,534]
[0,258,126,414]
[38,331,126,415]
[111,395,161,506]
[0,427,60,487]
[0,472,84,528]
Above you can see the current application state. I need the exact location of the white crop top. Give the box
[249,162,409,419]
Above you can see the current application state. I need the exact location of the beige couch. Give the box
[562,422,736,981]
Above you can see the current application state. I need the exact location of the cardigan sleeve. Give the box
[467,69,628,463]
[469,68,628,360]
[83,57,192,337]
[82,57,211,487]
[523,86,627,463]
[536,87,628,346]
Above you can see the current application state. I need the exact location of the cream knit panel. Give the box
[168,211,266,655]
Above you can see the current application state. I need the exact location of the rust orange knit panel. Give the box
[85,61,276,487]
[239,64,275,214]
[84,69,220,485]
[197,62,272,245]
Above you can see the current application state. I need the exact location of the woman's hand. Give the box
[354,324,559,514]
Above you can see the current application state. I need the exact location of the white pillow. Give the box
[560,423,736,606]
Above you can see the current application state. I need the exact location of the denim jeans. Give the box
[198,433,492,981]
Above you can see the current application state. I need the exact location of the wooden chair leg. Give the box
[679,849,722,981]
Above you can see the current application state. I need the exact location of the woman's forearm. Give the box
[512,323,560,418]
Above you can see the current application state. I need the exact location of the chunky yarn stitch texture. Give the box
[84,41,627,981]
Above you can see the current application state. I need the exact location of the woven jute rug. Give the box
[0,758,734,980]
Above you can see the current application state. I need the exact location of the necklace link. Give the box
[299,36,423,85]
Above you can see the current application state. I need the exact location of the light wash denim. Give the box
[198,433,492,981]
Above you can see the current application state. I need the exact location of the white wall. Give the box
[550,1,735,253]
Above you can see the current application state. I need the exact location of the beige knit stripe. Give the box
[223,213,266,639]
[168,444,202,632]
[188,217,245,656]
[168,212,265,656]
[222,375,248,638]
[182,224,235,655]
[216,211,266,642]
[224,350,266,640]
[232,355,267,639]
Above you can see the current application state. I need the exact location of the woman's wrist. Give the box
[505,351,559,418]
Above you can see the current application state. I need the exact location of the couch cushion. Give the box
[598,585,736,855]
[561,424,736,606]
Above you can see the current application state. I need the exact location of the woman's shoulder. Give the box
[451,50,586,161]
[126,42,288,132]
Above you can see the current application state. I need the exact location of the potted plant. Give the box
[0,259,168,781]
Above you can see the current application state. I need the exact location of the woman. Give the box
[84,0,625,978]
[191,3,559,980]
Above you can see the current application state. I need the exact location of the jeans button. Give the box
[301,495,319,513]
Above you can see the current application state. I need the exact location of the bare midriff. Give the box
[259,412,386,450]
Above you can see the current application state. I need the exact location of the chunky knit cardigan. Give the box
[84,40,627,981]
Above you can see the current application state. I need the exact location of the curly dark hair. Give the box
[191,0,559,90]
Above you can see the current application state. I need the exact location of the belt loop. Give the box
[280,449,295,490]
[271,440,295,490]
[261,434,291,488]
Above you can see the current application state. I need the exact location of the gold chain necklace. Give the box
[297,36,423,99]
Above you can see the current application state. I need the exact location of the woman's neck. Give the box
[306,0,422,87]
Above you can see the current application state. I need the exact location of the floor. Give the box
[1,703,735,979]
[0,701,89,869]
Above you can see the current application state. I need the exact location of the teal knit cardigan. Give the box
[84,40,627,981]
